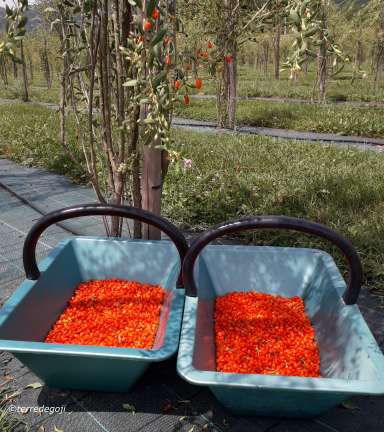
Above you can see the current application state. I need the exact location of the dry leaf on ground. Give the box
[3,375,15,381]
[122,403,135,414]
[25,383,43,389]
[162,402,173,412]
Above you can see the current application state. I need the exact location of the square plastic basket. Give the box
[0,204,188,393]
[177,216,384,419]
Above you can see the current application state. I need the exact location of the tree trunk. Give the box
[44,36,51,89]
[264,43,268,77]
[13,62,17,79]
[274,20,280,80]
[20,40,28,102]
[27,53,33,80]
[139,1,162,240]
[2,61,8,85]
[377,10,384,90]
[294,45,298,87]
[229,51,237,129]
[318,0,327,101]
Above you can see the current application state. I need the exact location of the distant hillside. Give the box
[0,6,43,33]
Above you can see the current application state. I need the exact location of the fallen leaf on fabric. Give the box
[25,383,43,389]
[20,408,29,414]
[40,426,45,432]
[201,425,208,430]
[179,400,191,404]
[1,358,11,365]
[179,415,186,421]
[341,399,360,410]
[4,375,15,381]
[192,411,198,415]
[50,393,70,398]
[34,412,41,418]
[54,425,64,432]
[162,402,173,412]
[122,403,135,414]
[188,427,194,432]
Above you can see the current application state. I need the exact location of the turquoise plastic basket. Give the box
[177,216,384,418]
[0,204,188,392]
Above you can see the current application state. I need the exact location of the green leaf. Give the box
[123,79,138,87]
[139,98,152,104]
[18,15,28,28]
[150,28,167,47]
[146,0,155,19]
[304,24,319,38]
[298,57,308,65]
[148,50,156,69]
[305,49,318,58]
[152,70,167,90]
[341,400,360,410]
[142,118,158,124]
[8,54,23,65]
[129,0,142,9]
[332,64,344,77]
[123,403,135,414]
[290,9,301,29]
[5,5,13,17]
[25,383,43,389]
[313,40,324,46]
[238,37,251,46]
[155,145,167,150]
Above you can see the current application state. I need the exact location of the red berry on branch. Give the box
[205,51,209,58]
[187,65,191,70]
[196,78,202,89]
[165,37,169,43]
[165,55,171,65]
[185,97,190,104]
[208,42,212,48]
[225,56,232,63]
[144,21,151,30]
[175,81,181,89]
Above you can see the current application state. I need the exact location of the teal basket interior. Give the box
[0,237,185,392]
[177,245,384,419]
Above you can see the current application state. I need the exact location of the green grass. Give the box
[0,405,27,431]
[174,97,384,138]
[186,64,384,102]
[3,70,60,88]
[163,128,384,297]
[0,102,89,183]
[2,64,384,104]
[1,101,384,297]
[0,84,61,105]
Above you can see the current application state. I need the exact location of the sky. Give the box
[1,0,36,8]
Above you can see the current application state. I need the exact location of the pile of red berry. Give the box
[45,279,164,349]
[214,291,321,377]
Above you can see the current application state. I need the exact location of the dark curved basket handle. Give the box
[23,203,189,288]
[182,216,362,305]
